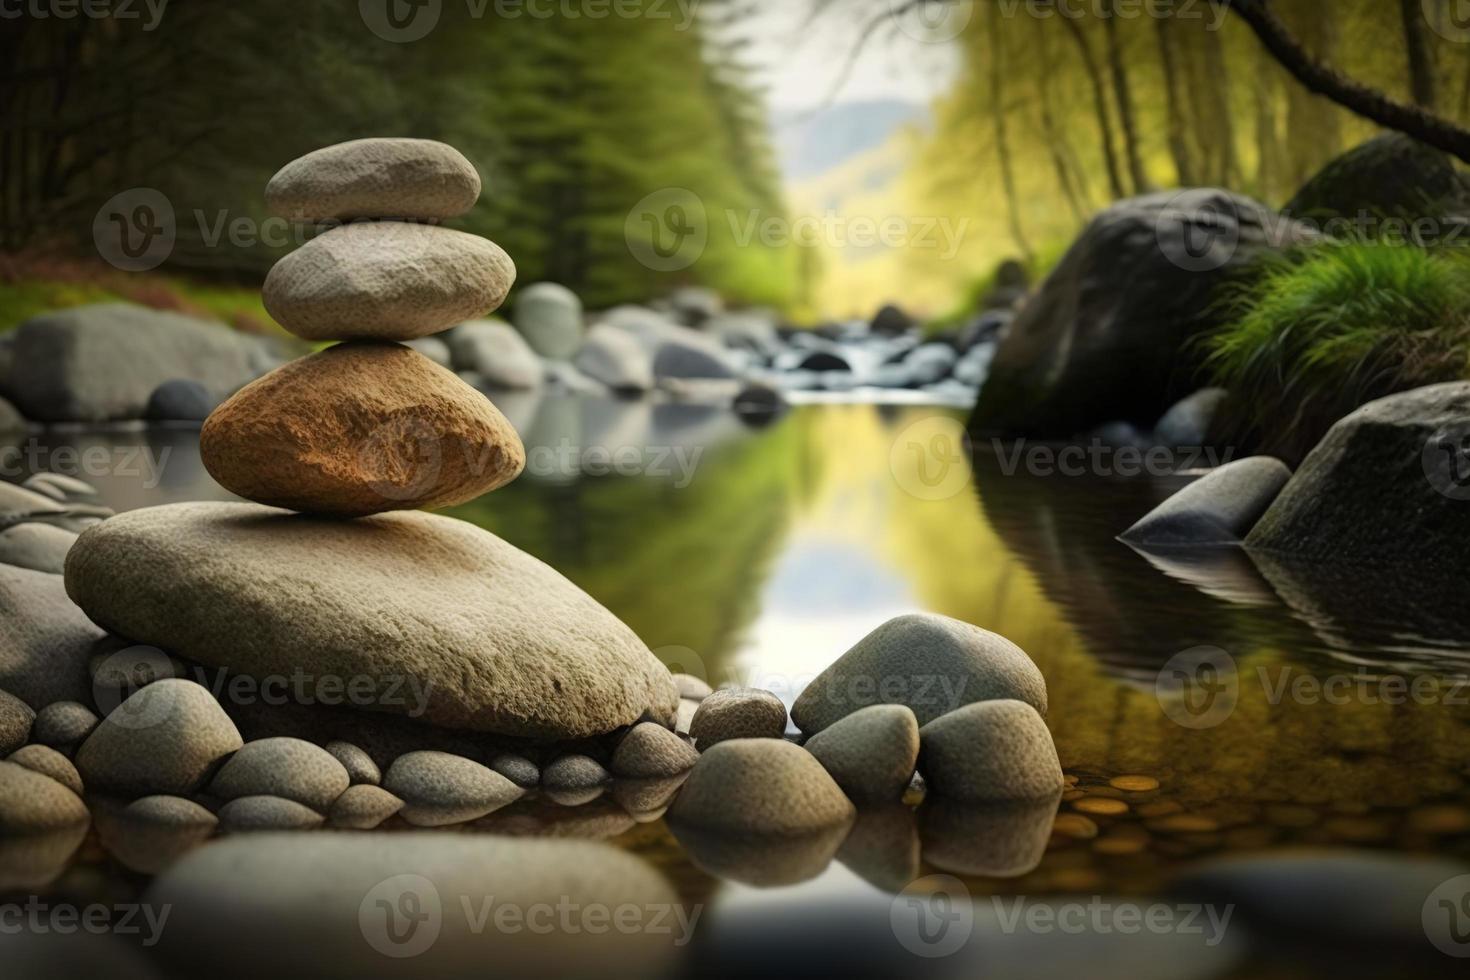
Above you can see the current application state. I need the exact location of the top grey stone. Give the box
[266,138,481,223]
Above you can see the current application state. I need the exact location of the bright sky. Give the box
[726,0,964,114]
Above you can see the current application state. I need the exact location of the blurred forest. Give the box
[4,0,1470,320]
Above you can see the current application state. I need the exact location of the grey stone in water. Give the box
[1154,387,1228,448]
[653,333,738,380]
[611,722,699,779]
[0,564,105,709]
[513,282,584,359]
[145,833,683,980]
[324,740,380,786]
[446,318,545,389]
[218,796,324,833]
[574,323,654,391]
[970,190,1315,439]
[837,804,921,893]
[610,773,687,821]
[1120,456,1293,548]
[382,750,524,826]
[31,700,98,749]
[1248,382,1470,569]
[791,613,1048,734]
[75,678,244,797]
[8,744,83,796]
[328,784,404,830]
[671,673,712,701]
[917,700,1064,802]
[668,286,724,327]
[0,523,77,574]
[402,335,454,368]
[0,760,88,832]
[64,502,679,739]
[668,738,855,836]
[25,472,96,499]
[97,794,218,874]
[0,480,67,517]
[0,687,35,755]
[542,753,611,806]
[802,704,919,804]
[903,343,958,385]
[209,737,351,811]
[263,223,516,342]
[488,752,540,789]
[689,688,788,750]
[144,379,217,422]
[1090,420,1151,450]
[3,304,260,422]
[265,138,482,223]
[917,796,1063,878]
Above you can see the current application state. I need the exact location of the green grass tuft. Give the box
[1205,241,1470,461]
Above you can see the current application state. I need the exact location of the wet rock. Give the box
[489,752,540,789]
[1120,456,1292,548]
[542,753,611,806]
[0,759,88,832]
[802,704,919,803]
[382,750,524,826]
[31,700,98,749]
[792,613,1048,733]
[218,795,324,833]
[325,740,380,786]
[8,744,83,796]
[671,819,851,888]
[513,282,584,359]
[209,737,351,810]
[668,738,854,835]
[653,332,738,380]
[672,673,712,701]
[0,563,105,708]
[871,304,915,336]
[264,222,515,342]
[837,804,921,893]
[328,784,404,830]
[610,773,687,821]
[0,395,23,432]
[574,323,653,392]
[903,343,958,385]
[200,342,525,516]
[65,502,678,738]
[0,481,66,516]
[97,795,218,873]
[668,286,723,327]
[918,796,1059,876]
[918,700,1064,802]
[146,833,683,980]
[145,379,217,422]
[446,318,545,389]
[611,722,698,779]
[0,688,34,754]
[1286,132,1470,221]
[732,384,787,423]
[0,823,87,891]
[0,522,75,574]
[2,304,260,422]
[23,473,97,500]
[75,678,244,797]
[1155,387,1228,448]
[1248,382,1470,569]
[689,688,787,749]
[266,138,481,222]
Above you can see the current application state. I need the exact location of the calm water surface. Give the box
[16,397,1470,975]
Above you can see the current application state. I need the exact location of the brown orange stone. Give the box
[202,342,524,517]
[1109,775,1160,792]
[1073,797,1129,816]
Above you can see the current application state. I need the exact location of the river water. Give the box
[11,396,1470,977]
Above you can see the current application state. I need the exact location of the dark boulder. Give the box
[146,380,218,423]
[1284,133,1470,224]
[969,190,1314,439]
[869,304,914,336]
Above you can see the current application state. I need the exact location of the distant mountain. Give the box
[774,100,929,181]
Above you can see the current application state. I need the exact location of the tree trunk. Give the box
[1103,0,1148,194]
[1155,17,1195,187]
[1227,0,1470,165]
[1401,0,1438,109]
[1252,44,1284,203]
[1060,14,1126,200]
[987,9,1033,262]
[1034,24,1088,223]
[1199,26,1240,187]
